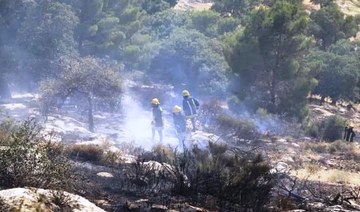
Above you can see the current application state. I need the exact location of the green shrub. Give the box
[197,99,224,130]
[0,119,75,190]
[307,116,346,142]
[216,114,260,141]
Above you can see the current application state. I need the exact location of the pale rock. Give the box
[302,137,312,141]
[141,161,175,178]
[339,108,346,113]
[0,188,105,212]
[277,138,287,143]
[325,159,337,167]
[188,131,223,150]
[324,205,351,212]
[291,142,300,148]
[281,155,295,163]
[124,199,149,210]
[270,162,289,173]
[119,154,137,164]
[184,203,207,212]
[96,172,114,178]
[307,202,326,210]
[151,204,168,211]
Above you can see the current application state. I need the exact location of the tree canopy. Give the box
[0,0,359,122]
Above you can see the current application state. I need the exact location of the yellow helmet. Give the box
[182,90,190,97]
[349,122,354,128]
[173,105,182,113]
[151,98,160,105]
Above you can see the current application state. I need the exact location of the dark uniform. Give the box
[344,125,356,142]
[182,96,200,131]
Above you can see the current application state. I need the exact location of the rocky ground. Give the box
[2,90,360,211]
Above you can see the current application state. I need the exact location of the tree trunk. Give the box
[0,76,11,99]
[269,71,276,113]
[87,95,94,132]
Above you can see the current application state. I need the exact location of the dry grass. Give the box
[303,0,320,11]
[151,144,175,162]
[302,0,360,16]
[301,140,357,154]
[294,140,360,185]
[291,168,360,185]
[336,0,360,16]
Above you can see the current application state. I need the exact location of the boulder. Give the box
[270,162,290,173]
[187,131,224,150]
[0,188,105,212]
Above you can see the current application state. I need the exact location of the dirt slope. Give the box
[175,0,213,11]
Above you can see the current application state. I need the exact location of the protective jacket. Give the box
[344,126,356,142]
[173,112,186,133]
[182,96,199,116]
[152,105,164,128]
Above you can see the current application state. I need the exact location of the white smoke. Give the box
[120,88,181,151]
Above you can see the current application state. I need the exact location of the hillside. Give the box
[1,0,360,211]
[2,90,360,211]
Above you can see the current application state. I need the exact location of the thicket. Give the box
[198,100,260,141]
[306,115,346,141]
[122,142,274,211]
[0,119,76,191]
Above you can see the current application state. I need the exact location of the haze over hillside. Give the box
[1,0,360,211]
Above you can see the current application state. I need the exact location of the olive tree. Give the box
[40,56,123,132]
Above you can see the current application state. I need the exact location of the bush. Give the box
[215,114,260,141]
[0,119,75,190]
[67,144,104,163]
[49,190,79,211]
[197,99,225,130]
[306,116,346,141]
[151,144,175,163]
[67,143,124,165]
[171,142,274,211]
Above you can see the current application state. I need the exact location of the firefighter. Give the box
[151,98,163,143]
[344,123,356,142]
[182,90,200,132]
[173,105,186,145]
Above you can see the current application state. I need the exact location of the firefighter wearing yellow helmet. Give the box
[172,105,186,144]
[151,98,163,143]
[182,90,200,132]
